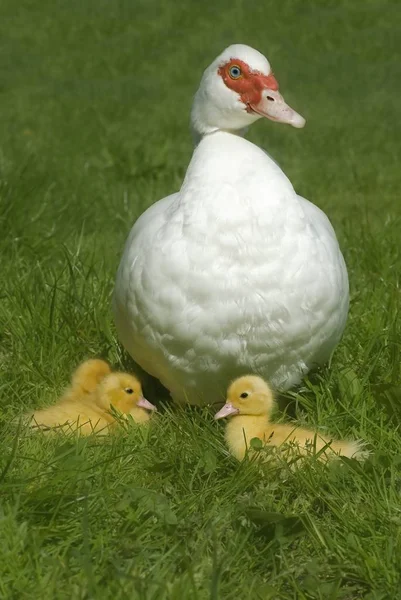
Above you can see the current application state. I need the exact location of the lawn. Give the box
[0,0,400,597]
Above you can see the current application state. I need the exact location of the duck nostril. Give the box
[266,96,275,102]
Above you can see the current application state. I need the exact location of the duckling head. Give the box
[214,375,275,420]
[71,358,112,394]
[96,373,157,422]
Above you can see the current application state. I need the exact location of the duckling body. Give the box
[30,360,156,435]
[216,375,366,462]
[32,401,113,435]
[224,413,362,461]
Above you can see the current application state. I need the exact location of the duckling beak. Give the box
[137,397,157,411]
[214,402,239,420]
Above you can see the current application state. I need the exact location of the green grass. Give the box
[1,0,400,597]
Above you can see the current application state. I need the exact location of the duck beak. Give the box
[214,402,239,420]
[249,89,306,129]
[137,396,157,411]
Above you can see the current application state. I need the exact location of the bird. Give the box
[113,44,349,406]
[214,375,367,462]
[28,359,156,435]
[68,358,112,395]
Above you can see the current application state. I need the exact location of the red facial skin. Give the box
[218,58,279,113]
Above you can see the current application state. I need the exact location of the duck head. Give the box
[191,44,305,138]
[214,375,275,419]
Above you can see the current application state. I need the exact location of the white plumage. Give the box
[113,45,349,405]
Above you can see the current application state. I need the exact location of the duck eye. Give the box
[124,388,134,394]
[229,65,242,79]
[240,392,249,399]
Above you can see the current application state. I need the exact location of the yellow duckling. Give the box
[69,358,112,395]
[215,375,366,462]
[30,359,156,435]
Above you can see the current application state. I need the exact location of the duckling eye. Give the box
[240,392,249,399]
[124,388,134,394]
[229,65,242,79]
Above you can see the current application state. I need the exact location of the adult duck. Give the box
[113,44,349,405]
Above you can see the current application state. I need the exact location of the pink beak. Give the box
[137,397,157,411]
[214,403,239,420]
[250,89,306,129]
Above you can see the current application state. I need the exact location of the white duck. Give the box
[113,44,349,405]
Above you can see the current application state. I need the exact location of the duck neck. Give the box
[191,125,249,147]
[180,129,288,200]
